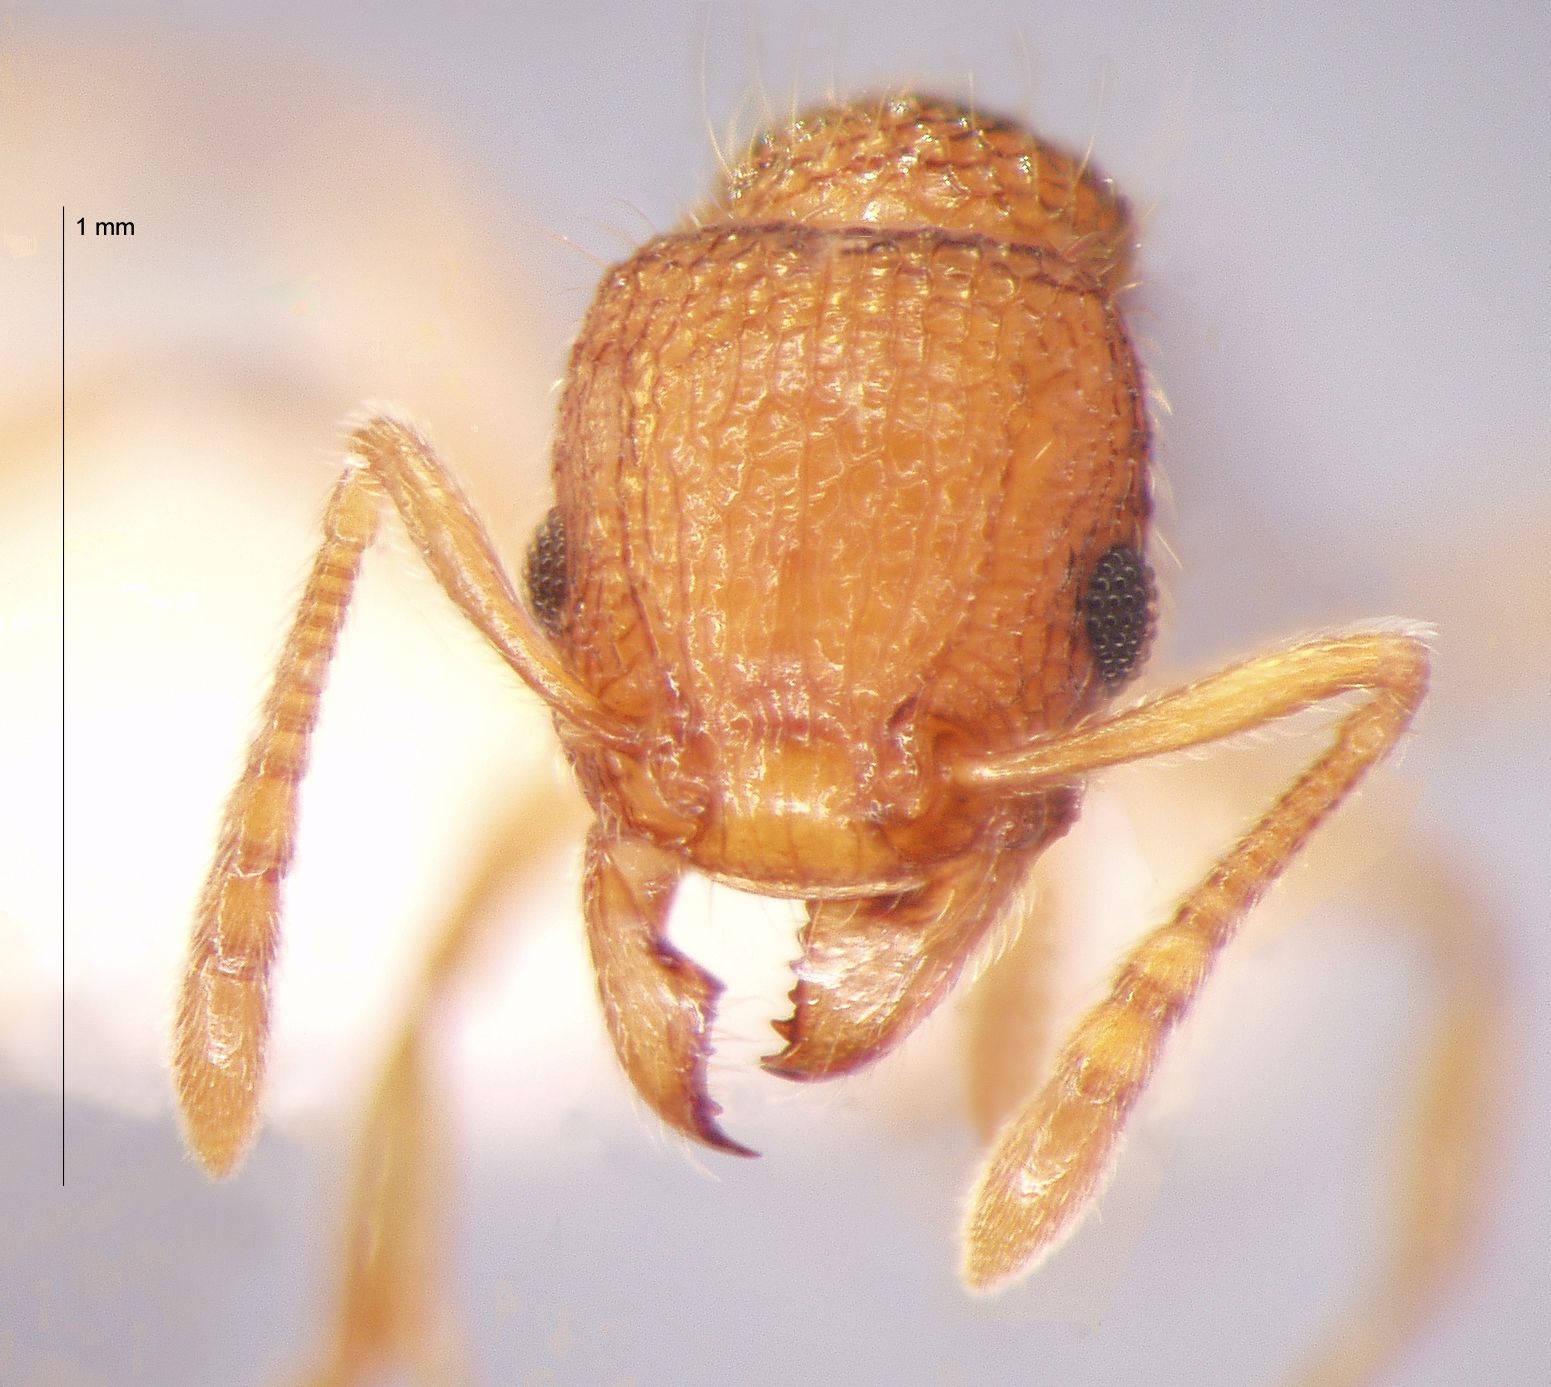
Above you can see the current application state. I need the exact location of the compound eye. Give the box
[1081,543,1154,688]
[523,505,569,636]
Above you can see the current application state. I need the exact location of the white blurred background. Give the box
[5,2,1549,1384]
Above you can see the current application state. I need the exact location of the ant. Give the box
[173,95,1491,1384]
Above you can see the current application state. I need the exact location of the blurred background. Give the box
[5,1,1549,1384]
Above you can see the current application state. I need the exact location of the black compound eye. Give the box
[1081,543,1154,688]
[523,505,569,636]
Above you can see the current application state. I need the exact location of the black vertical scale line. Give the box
[60,204,67,1188]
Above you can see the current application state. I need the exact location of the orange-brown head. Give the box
[536,95,1152,893]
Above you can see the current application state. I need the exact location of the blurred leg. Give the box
[300,777,585,1387]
